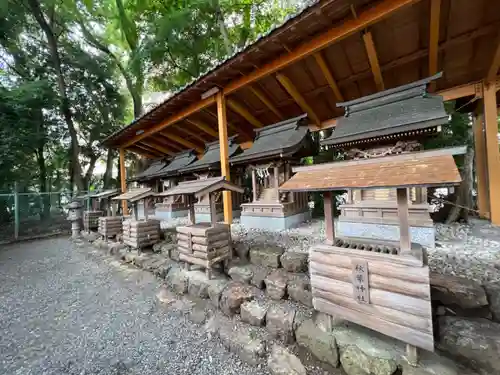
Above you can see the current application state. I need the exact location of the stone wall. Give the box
[83,230,500,375]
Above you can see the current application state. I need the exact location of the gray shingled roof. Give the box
[230,114,313,165]
[156,176,244,198]
[129,159,169,182]
[150,149,198,178]
[322,73,449,147]
[180,136,241,173]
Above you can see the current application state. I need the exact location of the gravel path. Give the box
[0,238,267,375]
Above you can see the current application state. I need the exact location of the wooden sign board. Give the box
[352,260,370,304]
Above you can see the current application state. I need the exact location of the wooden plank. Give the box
[396,188,411,254]
[310,263,430,299]
[352,259,370,303]
[483,82,500,225]
[141,139,174,156]
[119,148,127,214]
[314,52,344,102]
[249,86,283,120]
[179,253,209,267]
[313,298,434,352]
[224,0,421,95]
[487,34,500,83]
[473,110,489,218]
[217,92,233,224]
[310,251,429,284]
[311,274,431,318]
[276,73,321,127]
[161,133,204,153]
[177,125,210,144]
[428,0,441,90]
[178,238,229,252]
[314,289,432,333]
[227,99,264,128]
[176,223,229,236]
[177,231,229,245]
[314,244,423,267]
[362,32,384,91]
[185,118,218,138]
[323,192,335,244]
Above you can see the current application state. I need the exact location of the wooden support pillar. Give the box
[396,188,411,254]
[483,81,500,225]
[473,109,490,218]
[324,191,335,245]
[274,166,280,203]
[119,148,127,215]
[251,168,258,202]
[209,193,217,226]
[188,196,196,225]
[216,92,233,224]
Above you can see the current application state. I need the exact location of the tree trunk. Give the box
[103,149,115,189]
[213,0,232,56]
[27,0,84,191]
[445,146,474,223]
[36,148,50,219]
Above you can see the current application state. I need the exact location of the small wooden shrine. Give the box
[321,73,449,247]
[180,136,243,222]
[229,114,315,230]
[152,150,198,220]
[112,188,160,251]
[81,189,120,233]
[280,148,462,356]
[86,189,122,239]
[158,177,244,278]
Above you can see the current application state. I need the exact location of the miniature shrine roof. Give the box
[230,114,313,165]
[112,188,154,203]
[180,136,241,173]
[157,176,244,198]
[322,73,450,148]
[129,159,169,182]
[89,189,120,199]
[148,150,197,179]
[280,147,463,192]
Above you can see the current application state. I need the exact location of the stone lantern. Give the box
[67,201,83,239]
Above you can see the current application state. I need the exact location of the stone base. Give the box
[154,209,189,220]
[195,210,241,223]
[240,211,311,231]
[337,220,435,248]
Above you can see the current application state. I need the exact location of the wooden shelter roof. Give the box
[156,176,244,199]
[229,114,313,165]
[150,150,198,179]
[89,189,120,199]
[280,147,462,191]
[112,188,154,203]
[129,159,169,182]
[180,136,241,173]
[322,73,449,147]
[102,0,500,158]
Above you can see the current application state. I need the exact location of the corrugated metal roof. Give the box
[230,114,313,164]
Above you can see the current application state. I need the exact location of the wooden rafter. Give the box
[119,0,419,149]
[177,124,210,144]
[156,134,184,152]
[185,118,218,138]
[428,0,441,78]
[136,142,164,156]
[486,33,500,83]
[227,98,264,128]
[276,73,322,127]
[248,85,283,120]
[126,146,156,159]
[362,31,384,91]
[132,144,162,158]
[313,52,344,101]
[161,132,204,153]
[141,139,174,156]
[204,108,254,140]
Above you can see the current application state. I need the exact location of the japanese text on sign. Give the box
[352,260,370,304]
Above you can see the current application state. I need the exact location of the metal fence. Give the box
[0,190,92,243]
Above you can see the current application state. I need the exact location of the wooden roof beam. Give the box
[156,134,184,152]
[248,86,283,120]
[160,132,204,153]
[203,108,255,140]
[486,33,500,83]
[127,146,157,159]
[428,0,441,91]
[224,0,419,95]
[276,73,322,127]
[185,118,218,138]
[313,52,344,101]
[177,124,211,144]
[227,98,264,128]
[362,31,385,91]
[141,139,175,156]
[134,143,163,157]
